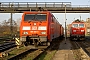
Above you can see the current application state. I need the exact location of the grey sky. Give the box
[0,13,89,27]
[0,0,90,27]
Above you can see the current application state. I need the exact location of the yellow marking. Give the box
[15,38,20,45]
[16,41,20,45]
[15,38,19,42]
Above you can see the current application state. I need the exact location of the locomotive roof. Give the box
[72,19,85,23]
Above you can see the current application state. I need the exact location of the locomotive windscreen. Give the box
[79,24,84,27]
[24,14,47,21]
[72,24,84,28]
[72,24,78,27]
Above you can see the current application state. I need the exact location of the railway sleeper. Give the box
[0,46,16,57]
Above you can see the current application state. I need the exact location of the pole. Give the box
[10,12,13,37]
[10,3,13,38]
[65,5,67,44]
[80,15,81,20]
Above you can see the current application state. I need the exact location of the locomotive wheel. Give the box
[24,42,28,46]
[34,41,38,47]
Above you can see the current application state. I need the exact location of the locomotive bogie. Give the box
[70,35,85,40]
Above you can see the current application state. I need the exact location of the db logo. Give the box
[32,26,37,30]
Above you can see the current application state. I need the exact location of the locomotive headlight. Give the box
[73,30,76,32]
[41,32,46,34]
[23,32,28,34]
[38,26,46,30]
[81,30,84,32]
[22,26,30,30]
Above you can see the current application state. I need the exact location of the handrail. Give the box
[0,2,71,7]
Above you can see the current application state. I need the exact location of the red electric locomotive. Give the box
[70,20,85,40]
[20,11,64,46]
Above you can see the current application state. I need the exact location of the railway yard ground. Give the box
[0,37,90,60]
[52,39,75,60]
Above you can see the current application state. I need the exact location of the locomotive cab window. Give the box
[52,16,55,23]
[79,24,84,27]
[24,14,47,21]
[52,17,54,23]
[72,24,78,27]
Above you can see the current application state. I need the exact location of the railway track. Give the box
[6,38,62,60]
[0,42,16,52]
[0,37,14,44]
[34,38,63,60]
[76,41,90,60]
[8,48,38,60]
[0,41,16,57]
[8,46,49,60]
[71,39,90,60]
[0,37,89,60]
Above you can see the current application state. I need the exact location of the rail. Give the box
[0,42,16,52]
[0,2,71,7]
[75,41,90,60]
[0,2,90,13]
